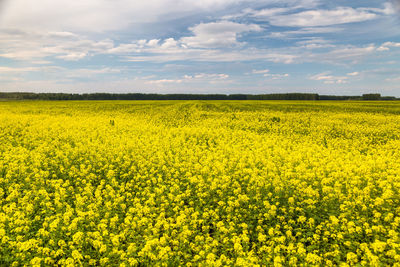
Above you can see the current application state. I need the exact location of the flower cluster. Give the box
[0,100,399,266]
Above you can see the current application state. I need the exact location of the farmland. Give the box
[0,101,400,266]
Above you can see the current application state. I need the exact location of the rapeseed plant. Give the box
[0,100,399,266]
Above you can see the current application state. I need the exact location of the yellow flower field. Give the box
[0,100,399,266]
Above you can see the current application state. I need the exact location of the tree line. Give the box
[0,92,397,101]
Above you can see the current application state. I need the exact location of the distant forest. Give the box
[0,92,397,101]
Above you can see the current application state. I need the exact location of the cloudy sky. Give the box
[0,0,400,95]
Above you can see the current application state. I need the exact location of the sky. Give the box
[0,0,400,96]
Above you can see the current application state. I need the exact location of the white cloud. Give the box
[347,71,359,76]
[0,65,62,73]
[103,20,296,64]
[107,44,141,54]
[0,66,40,72]
[391,0,400,13]
[362,2,396,15]
[0,29,114,61]
[377,41,400,51]
[303,44,376,64]
[181,21,262,48]
[264,73,290,79]
[124,49,297,64]
[192,73,229,80]
[31,60,53,65]
[160,38,179,49]
[296,38,336,49]
[0,1,398,95]
[269,27,343,39]
[56,52,87,61]
[386,76,400,82]
[252,69,270,74]
[377,46,390,52]
[0,0,257,32]
[310,70,364,84]
[145,72,230,85]
[268,7,377,27]
[0,25,380,67]
[65,68,122,78]
[0,65,123,83]
[0,76,23,82]
[105,21,265,61]
[0,0,319,33]
[47,31,79,38]
[252,69,289,79]
[148,39,160,47]
[310,72,348,84]
[222,0,321,20]
[251,8,292,17]
[146,79,183,85]
[184,73,232,84]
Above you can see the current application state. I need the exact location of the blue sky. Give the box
[0,0,400,96]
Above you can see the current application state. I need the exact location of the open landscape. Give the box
[1,0,400,265]
[1,100,399,266]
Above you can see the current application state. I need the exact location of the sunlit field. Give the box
[1,101,400,266]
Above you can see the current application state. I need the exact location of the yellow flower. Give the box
[30,257,42,267]
[0,101,400,266]
[72,250,83,261]
[346,252,358,264]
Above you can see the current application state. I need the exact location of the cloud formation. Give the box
[310,72,348,84]
[181,21,262,48]
[1,0,245,31]
[391,0,400,12]
[0,0,399,95]
[267,7,377,27]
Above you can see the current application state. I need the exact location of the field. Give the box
[1,100,400,266]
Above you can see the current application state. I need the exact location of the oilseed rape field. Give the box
[1,100,400,266]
